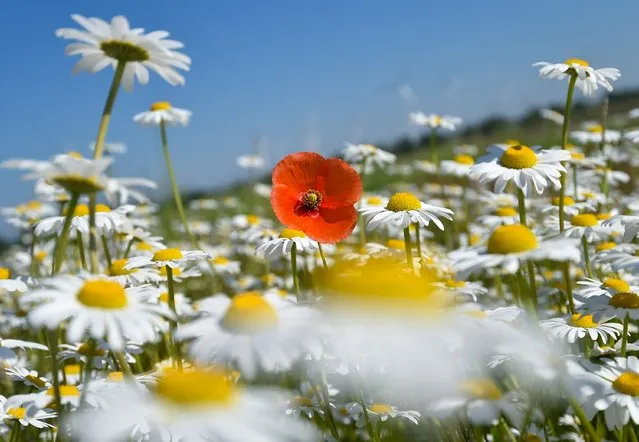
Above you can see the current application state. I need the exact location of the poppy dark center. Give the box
[295,189,323,217]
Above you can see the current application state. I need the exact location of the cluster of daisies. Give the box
[3,14,639,442]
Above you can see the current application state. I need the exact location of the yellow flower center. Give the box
[603,278,630,293]
[565,58,589,67]
[454,154,474,165]
[155,368,237,406]
[469,233,480,246]
[588,125,604,134]
[291,396,314,407]
[612,372,639,396]
[107,371,124,382]
[596,213,611,221]
[64,364,81,375]
[444,279,466,289]
[366,196,383,206]
[500,145,538,169]
[495,206,517,217]
[52,173,104,194]
[66,151,84,159]
[108,259,137,276]
[47,385,80,397]
[221,293,279,333]
[76,280,127,309]
[460,378,503,400]
[486,224,538,255]
[77,343,106,357]
[151,101,172,111]
[246,214,261,225]
[596,242,617,252]
[571,214,598,227]
[213,256,229,265]
[570,152,585,160]
[386,192,421,212]
[0,268,10,280]
[153,248,184,262]
[609,292,639,309]
[159,292,170,303]
[136,241,154,252]
[386,239,406,250]
[35,251,47,262]
[100,40,149,62]
[25,374,46,389]
[505,139,521,146]
[280,229,305,239]
[369,403,393,414]
[552,196,575,206]
[568,313,598,328]
[7,408,26,419]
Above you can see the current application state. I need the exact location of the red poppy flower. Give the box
[271,152,362,244]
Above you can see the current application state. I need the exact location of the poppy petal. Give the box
[272,152,326,194]
[319,158,363,207]
[271,184,305,231]
[302,205,358,244]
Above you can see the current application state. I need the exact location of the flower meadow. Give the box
[3,13,639,442]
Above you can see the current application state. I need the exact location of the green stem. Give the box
[622,313,629,357]
[517,188,527,226]
[414,223,423,266]
[79,339,96,408]
[629,425,638,442]
[93,61,126,160]
[516,267,529,309]
[114,351,134,380]
[76,236,87,271]
[317,243,328,269]
[52,193,80,275]
[562,261,575,314]
[403,226,414,272]
[582,236,592,278]
[291,243,300,301]
[87,194,99,274]
[499,418,517,442]
[573,164,579,200]
[101,235,113,269]
[166,266,183,371]
[160,120,199,249]
[9,421,20,442]
[568,397,600,442]
[359,395,379,442]
[46,330,62,412]
[558,75,577,232]
[430,129,438,171]
[526,261,538,316]
[122,238,136,259]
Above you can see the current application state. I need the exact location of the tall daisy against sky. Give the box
[409,112,462,169]
[533,58,620,233]
[133,102,198,248]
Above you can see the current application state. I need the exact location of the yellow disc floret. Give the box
[500,145,538,169]
[603,278,630,293]
[568,313,598,328]
[565,58,589,67]
[613,372,639,396]
[366,196,384,206]
[609,292,639,309]
[454,154,474,165]
[0,268,10,280]
[108,259,137,276]
[280,229,305,239]
[495,207,517,217]
[153,248,183,262]
[571,214,598,227]
[486,224,538,255]
[155,367,237,406]
[221,293,279,333]
[76,280,127,309]
[7,407,26,419]
[460,378,503,400]
[369,403,393,414]
[386,192,421,212]
[552,196,575,206]
[151,101,172,111]
[596,242,617,252]
[386,239,405,250]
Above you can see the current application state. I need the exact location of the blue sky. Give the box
[2,0,639,220]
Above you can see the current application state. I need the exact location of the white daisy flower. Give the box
[125,247,209,270]
[133,101,191,126]
[571,126,621,144]
[470,144,569,195]
[107,258,160,285]
[253,183,272,198]
[539,108,564,125]
[585,357,639,429]
[413,159,437,174]
[547,213,611,242]
[580,291,639,321]
[409,112,462,131]
[4,367,50,390]
[256,229,319,260]
[454,224,581,277]
[440,154,475,177]
[476,206,520,228]
[56,14,191,90]
[68,366,316,442]
[540,196,596,217]
[539,313,623,344]
[189,198,219,210]
[0,396,56,429]
[342,143,396,170]
[236,154,266,170]
[25,154,112,195]
[359,192,453,231]
[349,402,421,426]
[176,292,322,379]
[432,279,488,302]
[33,203,133,238]
[0,268,28,293]
[533,58,620,96]
[22,277,170,350]
[576,277,633,298]
[89,141,127,155]
[104,176,157,206]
